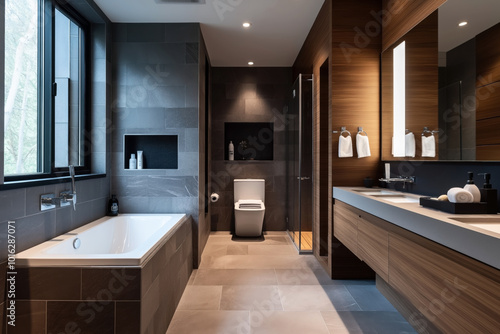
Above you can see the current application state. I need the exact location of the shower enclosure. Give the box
[286,74,313,253]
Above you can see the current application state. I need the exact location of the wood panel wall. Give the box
[331,0,381,186]
[381,0,446,52]
[476,23,500,160]
[381,11,439,161]
[293,0,332,273]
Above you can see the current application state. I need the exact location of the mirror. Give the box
[381,0,500,161]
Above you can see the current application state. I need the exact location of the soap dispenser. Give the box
[479,173,497,213]
[464,172,481,202]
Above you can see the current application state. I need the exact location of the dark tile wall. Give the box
[210,67,292,232]
[111,23,208,267]
[8,216,192,334]
[1,2,112,331]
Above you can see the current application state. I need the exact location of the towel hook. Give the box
[421,127,439,136]
[333,126,351,136]
[357,127,368,136]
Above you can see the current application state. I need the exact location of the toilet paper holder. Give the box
[210,193,219,202]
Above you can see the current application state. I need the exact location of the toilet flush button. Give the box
[73,238,81,249]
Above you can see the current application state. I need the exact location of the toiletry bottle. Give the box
[137,150,143,169]
[464,171,481,202]
[129,153,137,169]
[108,195,119,216]
[479,173,497,213]
[229,141,234,161]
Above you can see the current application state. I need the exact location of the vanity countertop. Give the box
[333,187,500,270]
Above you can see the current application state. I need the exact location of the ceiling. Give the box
[438,0,500,52]
[93,0,325,67]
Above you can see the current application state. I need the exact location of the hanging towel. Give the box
[405,132,416,157]
[338,135,353,158]
[356,133,371,158]
[447,187,474,203]
[422,134,436,157]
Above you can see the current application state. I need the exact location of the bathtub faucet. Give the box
[66,165,77,210]
[40,165,77,211]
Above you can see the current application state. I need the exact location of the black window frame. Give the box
[4,0,91,183]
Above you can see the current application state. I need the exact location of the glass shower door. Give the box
[286,74,313,253]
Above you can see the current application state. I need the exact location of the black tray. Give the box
[419,197,488,214]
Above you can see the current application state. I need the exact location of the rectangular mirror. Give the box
[381,0,500,161]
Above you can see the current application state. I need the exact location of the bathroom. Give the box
[1,0,500,333]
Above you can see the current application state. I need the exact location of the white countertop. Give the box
[333,187,500,270]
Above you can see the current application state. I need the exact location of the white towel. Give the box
[447,187,474,203]
[338,135,353,158]
[356,133,371,158]
[405,132,415,157]
[422,135,436,157]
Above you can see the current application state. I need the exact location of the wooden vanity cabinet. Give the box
[333,200,500,333]
[334,201,389,280]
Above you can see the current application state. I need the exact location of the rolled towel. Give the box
[356,133,371,158]
[447,187,474,203]
[422,134,436,157]
[405,132,416,157]
[338,135,353,158]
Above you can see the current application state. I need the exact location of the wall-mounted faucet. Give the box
[379,176,416,189]
[40,165,77,211]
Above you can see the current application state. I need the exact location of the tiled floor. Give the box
[166,232,417,334]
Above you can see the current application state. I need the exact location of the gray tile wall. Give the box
[111,23,205,265]
[0,6,112,331]
[210,67,292,232]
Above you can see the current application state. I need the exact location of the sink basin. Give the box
[353,189,398,196]
[377,195,420,203]
[449,217,500,234]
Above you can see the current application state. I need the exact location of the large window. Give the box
[4,0,88,179]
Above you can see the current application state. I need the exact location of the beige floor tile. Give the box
[200,254,323,270]
[275,268,342,285]
[193,269,278,285]
[227,244,248,255]
[166,310,250,334]
[177,285,222,310]
[278,285,361,312]
[248,244,297,256]
[321,311,417,334]
[220,285,283,311]
[249,311,330,334]
[201,244,228,257]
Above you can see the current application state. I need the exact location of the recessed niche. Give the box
[224,122,274,160]
[124,135,178,169]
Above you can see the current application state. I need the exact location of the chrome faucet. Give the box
[40,165,77,211]
[67,165,77,210]
[379,176,416,189]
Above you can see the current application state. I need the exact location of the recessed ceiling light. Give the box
[458,21,468,27]
[248,61,254,66]
[243,22,251,28]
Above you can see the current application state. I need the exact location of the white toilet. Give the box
[234,179,265,237]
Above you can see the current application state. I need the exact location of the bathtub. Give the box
[16,213,187,266]
[14,213,193,333]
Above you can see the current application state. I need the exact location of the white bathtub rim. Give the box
[16,213,188,267]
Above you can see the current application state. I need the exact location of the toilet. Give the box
[234,179,265,237]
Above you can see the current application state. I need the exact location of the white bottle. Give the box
[137,150,143,169]
[129,154,137,169]
[228,141,234,161]
[464,172,480,202]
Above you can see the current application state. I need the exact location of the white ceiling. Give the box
[439,0,500,52]
[93,0,325,67]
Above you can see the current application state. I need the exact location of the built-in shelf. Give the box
[124,135,178,169]
[224,122,274,161]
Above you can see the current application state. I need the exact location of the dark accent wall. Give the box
[111,23,209,267]
[210,67,292,232]
[0,1,112,331]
